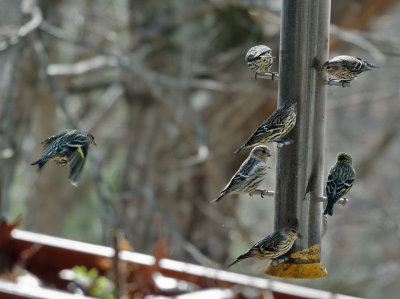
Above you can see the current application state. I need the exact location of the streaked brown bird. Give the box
[227,227,302,268]
[31,129,96,186]
[321,55,378,82]
[212,145,272,204]
[234,99,297,154]
[245,45,274,79]
[323,152,355,216]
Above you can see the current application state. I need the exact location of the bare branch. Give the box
[83,84,124,132]
[0,0,42,51]
[330,24,386,64]
[29,31,78,127]
[19,0,42,37]
[141,187,216,267]
[47,56,118,76]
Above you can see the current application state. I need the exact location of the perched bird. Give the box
[234,99,297,154]
[245,45,274,79]
[227,227,302,268]
[323,153,356,216]
[212,145,272,204]
[31,129,96,186]
[321,55,378,82]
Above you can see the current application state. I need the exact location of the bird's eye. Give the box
[291,229,296,233]
[326,66,331,69]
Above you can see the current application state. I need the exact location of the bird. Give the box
[31,129,96,186]
[245,45,275,79]
[234,99,297,154]
[211,145,272,204]
[323,152,356,216]
[227,227,302,268]
[321,55,378,82]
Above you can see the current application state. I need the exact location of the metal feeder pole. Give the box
[265,0,330,279]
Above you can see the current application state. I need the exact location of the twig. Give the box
[83,84,124,132]
[328,89,398,110]
[90,154,118,236]
[47,55,118,76]
[39,21,228,92]
[19,0,43,37]
[330,24,386,64]
[0,0,42,51]
[29,31,78,127]
[356,109,400,180]
[141,187,216,267]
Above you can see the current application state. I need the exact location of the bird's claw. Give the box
[55,159,68,167]
[254,189,265,198]
[271,72,279,80]
[271,255,289,266]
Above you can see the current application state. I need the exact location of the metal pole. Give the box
[265,0,330,278]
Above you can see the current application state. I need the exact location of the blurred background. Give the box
[0,0,399,298]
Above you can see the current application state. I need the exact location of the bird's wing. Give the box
[241,121,282,148]
[66,144,88,186]
[343,57,364,72]
[326,164,355,200]
[65,133,89,147]
[246,46,270,61]
[333,178,354,199]
[40,130,70,149]
[221,172,249,194]
[60,133,89,158]
[258,232,284,254]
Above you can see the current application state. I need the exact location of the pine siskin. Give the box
[323,153,356,216]
[234,99,297,154]
[212,145,272,204]
[31,129,96,186]
[321,55,378,82]
[245,45,274,79]
[227,227,302,268]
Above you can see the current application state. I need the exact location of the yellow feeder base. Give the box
[264,244,328,279]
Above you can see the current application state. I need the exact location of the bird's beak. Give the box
[297,233,303,239]
[267,152,272,157]
[92,140,97,147]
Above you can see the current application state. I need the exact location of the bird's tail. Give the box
[234,145,245,155]
[323,203,334,216]
[227,259,240,269]
[363,61,378,71]
[210,192,226,204]
[226,252,251,269]
[31,158,47,169]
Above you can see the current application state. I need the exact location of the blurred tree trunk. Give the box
[26,1,85,234]
[0,0,23,216]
